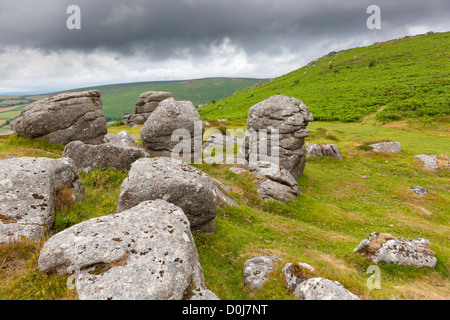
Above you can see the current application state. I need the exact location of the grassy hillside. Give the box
[0,78,266,131]
[199,32,450,122]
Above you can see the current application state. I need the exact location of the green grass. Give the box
[199,32,450,123]
[0,119,449,300]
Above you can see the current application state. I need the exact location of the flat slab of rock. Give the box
[305,142,343,160]
[116,158,217,233]
[415,154,449,170]
[282,263,360,300]
[38,200,218,300]
[62,140,149,172]
[368,141,401,153]
[248,161,301,202]
[240,95,314,179]
[0,157,84,243]
[14,90,107,145]
[410,186,428,195]
[354,232,437,268]
[243,255,282,290]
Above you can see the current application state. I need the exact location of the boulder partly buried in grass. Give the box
[282,262,360,300]
[0,157,84,244]
[38,200,218,300]
[353,232,437,269]
[243,255,282,290]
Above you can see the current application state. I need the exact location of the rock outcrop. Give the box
[38,200,218,300]
[243,255,282,290]
[368,141,401,153]
[282,263,360,300]
[248,161,302,202]
[116,158,218,233]
[239,95,314,179]
[123,91,174,127]
[415,154,449,170]
[14,90,107,145]
[354,232,437,268]
[0,157,84,243]
[62,140,149,172]
[140,98,204,162]
[305,142,343,160]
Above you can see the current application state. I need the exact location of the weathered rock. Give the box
[14,90,107,145]
[228,167,249,174]
[116,158,217,233]
[415,154,449,170]
[0,130,14,137]
[240,95,313,179]
[305,142,343,160]
[248,161,301,202]
[282,263,360,300]
[354,232,437,268]
[0,157,84,243]
[410,186,428,195]
[140,98,204,162]
[62,141,149,172]
[243,255,282,290]
[38,200,218,300]
[103,131,140,149]
[368,141,401,153]
[123,91,174,127]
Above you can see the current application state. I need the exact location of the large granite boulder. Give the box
[62,141,149,172]
[305,142,343,160]
[354,232,437,268]
[38,200,218,300]
[14,90,107,145]
[248,161,302,202]
[239,95,314,179]
[140,98,204,162]
[116,157,217,233]
[282,263,361,300]
[123,91,174,127]
[0,157,84,243]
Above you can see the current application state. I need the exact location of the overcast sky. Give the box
[1,0,449,94]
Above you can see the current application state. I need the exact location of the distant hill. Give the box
[198,32,449,122]
[0,77,267,131]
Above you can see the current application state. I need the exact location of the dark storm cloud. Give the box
[1,0,449,59]
[0,0,449,93]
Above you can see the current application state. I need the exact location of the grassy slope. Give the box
[199,32,449,122]
[0,78,265,131]
[0,120,448,300]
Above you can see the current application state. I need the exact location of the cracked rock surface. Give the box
[116,157,218,233]
[38,200,218,300]
[14,90,107,145]
[0,157,84,243]
[354,232,437,268]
